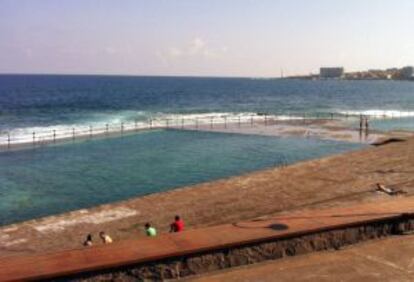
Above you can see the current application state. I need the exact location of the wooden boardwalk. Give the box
[0,197,413,281]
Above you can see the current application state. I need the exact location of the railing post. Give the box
[195,118,199,129]
[181,118,184,129]
[238,116,241,127]
[7,133,10,149]
[53,130,56,143]
[330,112,334,120]
[106,124,109,135]
[224,116,227,129]
[121,122,124,135]
[251,115,253,127]
[72,128,75,140]
[149,119,152,129]
[166,119,169,128]
[32,132,35,145]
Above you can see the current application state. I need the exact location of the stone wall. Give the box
[54,216,414,282]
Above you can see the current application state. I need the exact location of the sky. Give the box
[0,0,413,77]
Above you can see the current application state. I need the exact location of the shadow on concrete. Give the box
[232,222,289,231]
[267,223,289,231]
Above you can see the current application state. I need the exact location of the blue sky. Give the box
[1,0,413,77]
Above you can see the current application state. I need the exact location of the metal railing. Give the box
[0,111,410,150]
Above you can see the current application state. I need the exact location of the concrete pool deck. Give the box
[0,197,413,281]
[175,118,390,144]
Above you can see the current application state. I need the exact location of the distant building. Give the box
[320,67,344,79]
[400,66,414,79]
[386,68,398,72]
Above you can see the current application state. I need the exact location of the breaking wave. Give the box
[0,111,299,145]
[339,110,414,118]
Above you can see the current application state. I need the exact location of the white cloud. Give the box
[160,37,228,62]
[189,37,206,55]
[168,47,183,58]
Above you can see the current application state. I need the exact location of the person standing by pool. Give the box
[365,117,369,132]
[83,234,93,246]
[145,223,157,237]
[99,231,113,244]
[170,215,185,232]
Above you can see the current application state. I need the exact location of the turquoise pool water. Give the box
[0,130,363,225]
[371,117,414,131]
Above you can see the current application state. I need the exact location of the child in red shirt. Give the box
[170,215,184,232]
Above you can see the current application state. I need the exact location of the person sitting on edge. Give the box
[99,231,113,244]
[83,234,93,246]
[145,223,157,237]
[170,215,184,233]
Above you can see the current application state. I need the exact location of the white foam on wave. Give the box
[155,112,303,122]
[0,110,151,145]
[339,110,414,118]
[0,121,152,145]
[155,112,257,123]
[0,111,302,145]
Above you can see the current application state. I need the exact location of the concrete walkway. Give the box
[0,197,413,281]
[189,234,414,282]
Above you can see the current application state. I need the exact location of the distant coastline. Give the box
[287,66,414,81]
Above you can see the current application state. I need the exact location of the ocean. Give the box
[1,75,414,139]
[0,75,413,225]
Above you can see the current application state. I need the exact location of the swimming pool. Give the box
[370,117,414,132]
[0,129,363,225]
